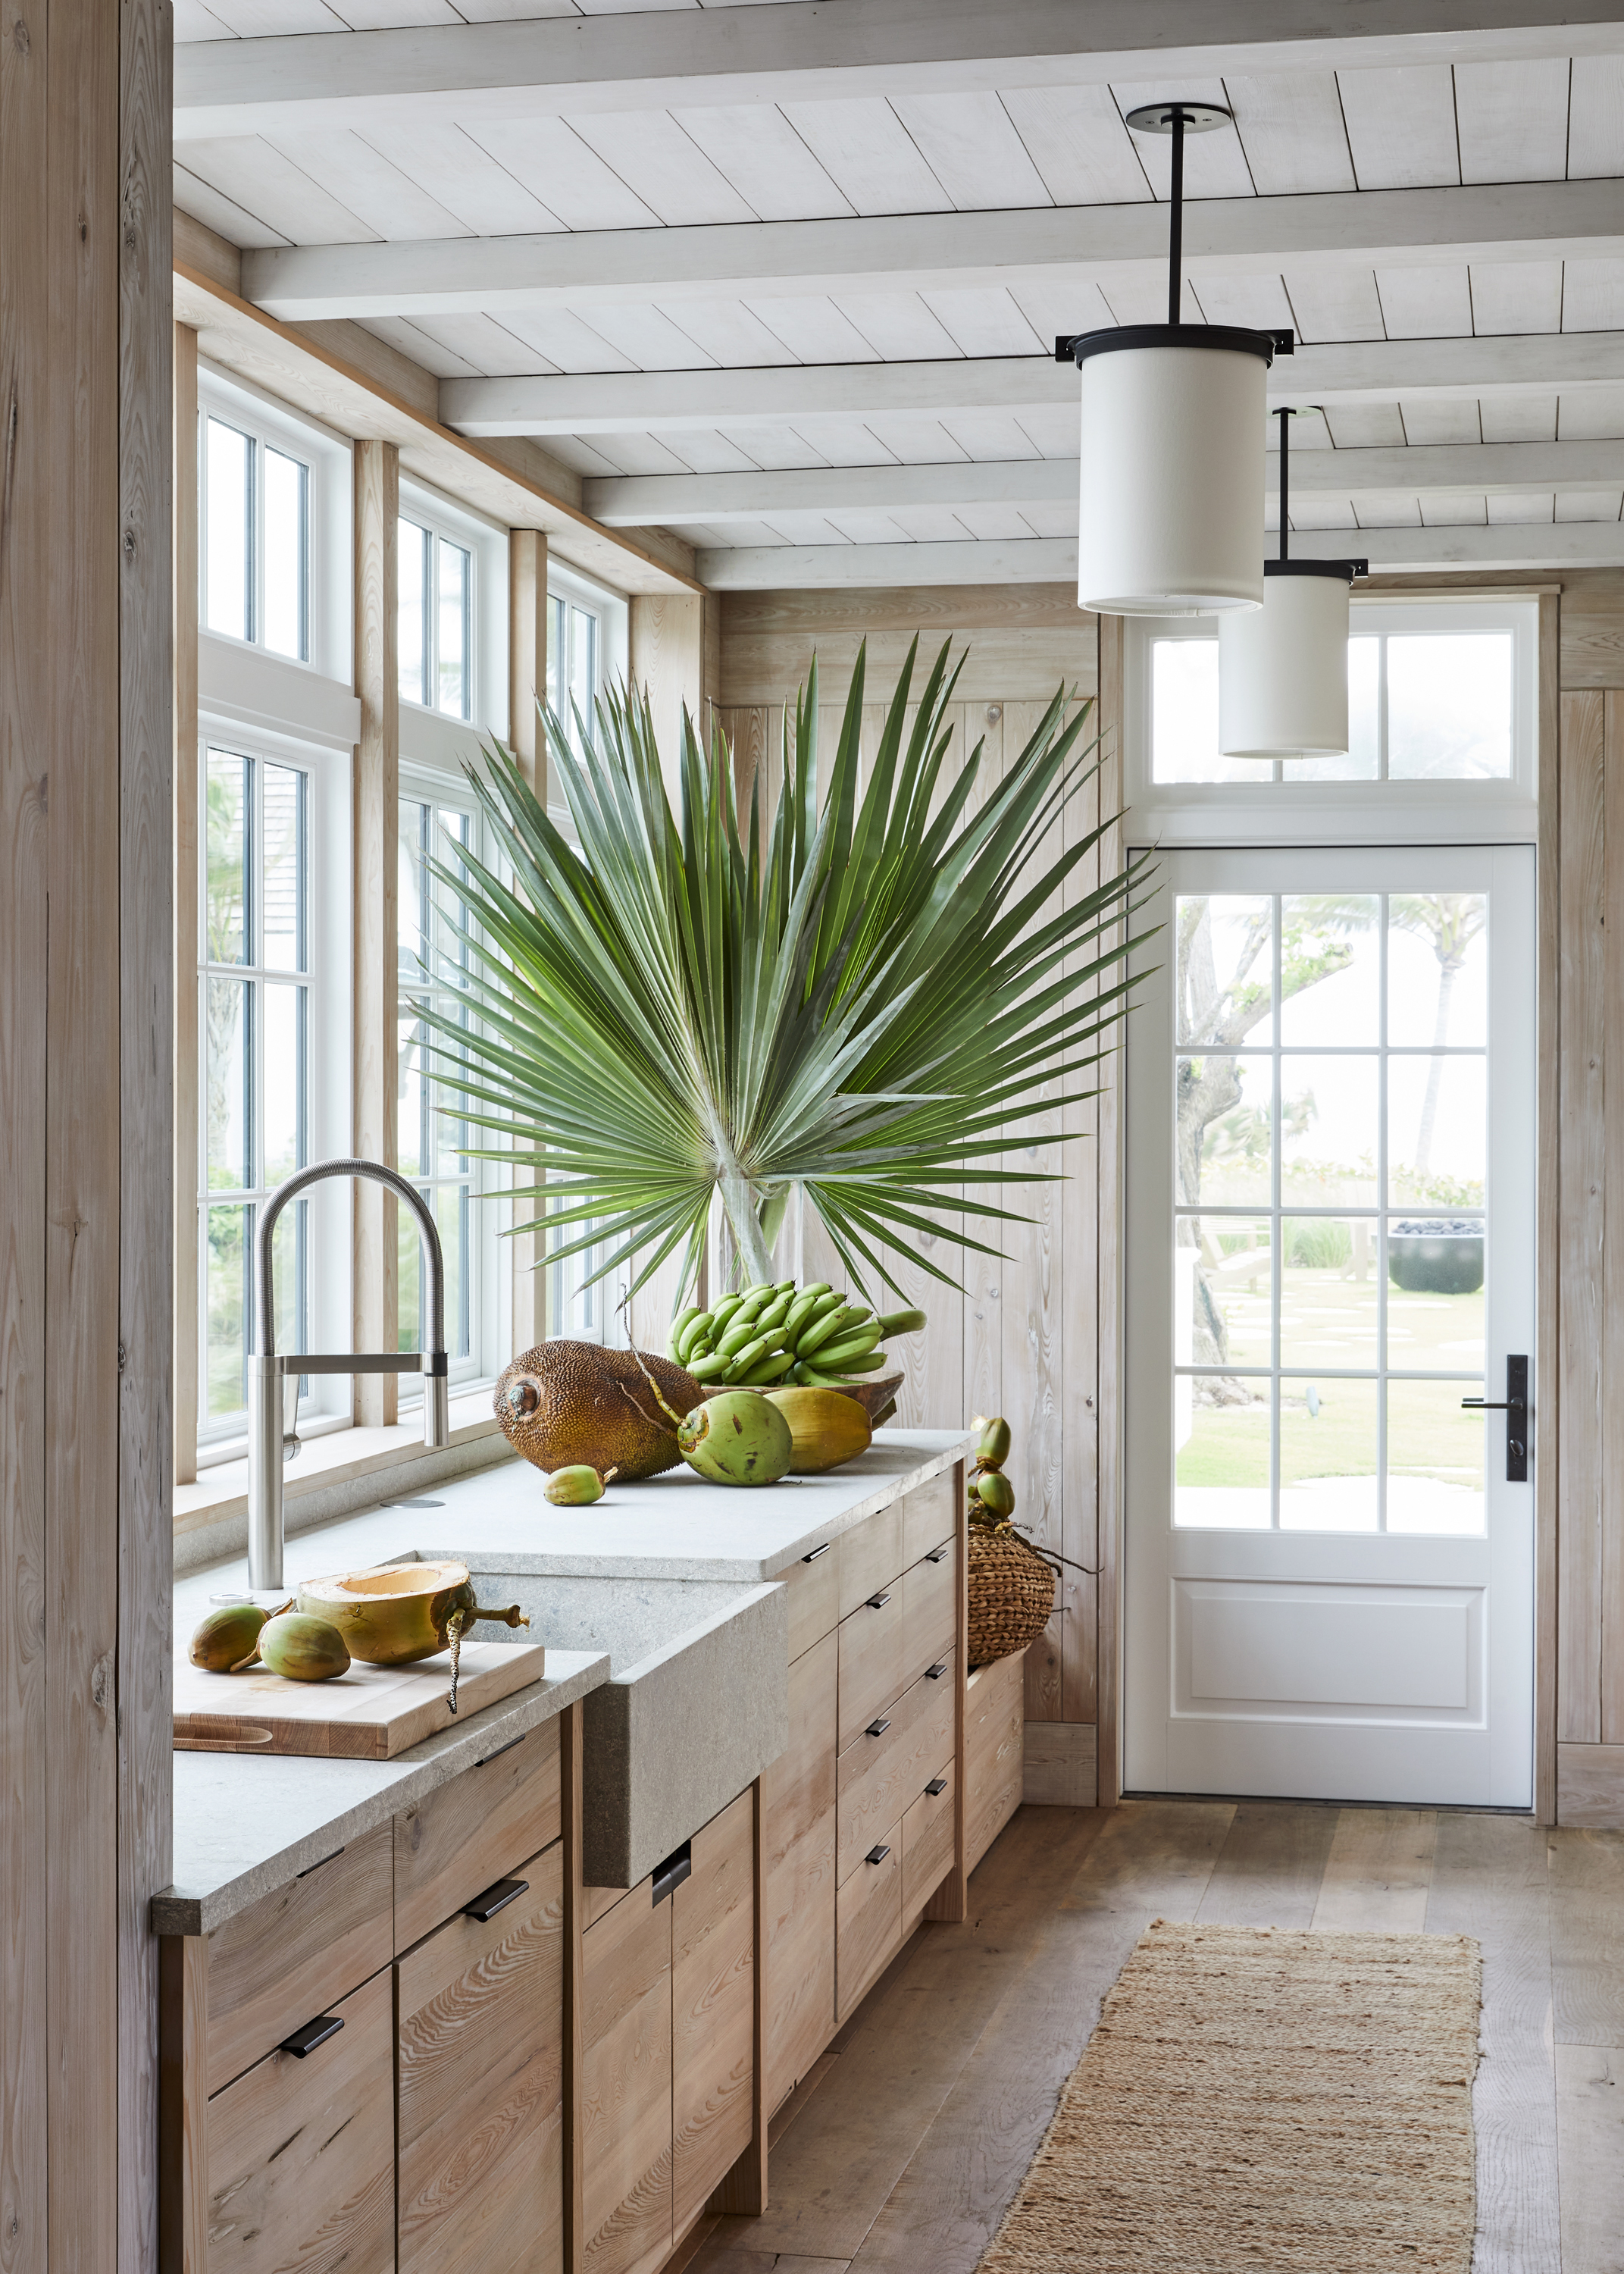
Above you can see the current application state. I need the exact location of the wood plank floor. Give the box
[677,1800,1624,2274]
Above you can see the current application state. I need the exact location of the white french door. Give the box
[1124,846,1535,1807]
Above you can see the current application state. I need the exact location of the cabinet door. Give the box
[204,1968,395,2274]
[761,1630,837,2113]
[396,1843,565,2274]
[836,1583,906,1752]
[835,1833,902,2027]
[671,1790,755,2229]
[580,1877,672,2274]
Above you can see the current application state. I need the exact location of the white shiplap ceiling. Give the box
[174,0,1624,581]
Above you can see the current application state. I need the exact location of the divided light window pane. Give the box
[205,417,253,642]
[398,518,430,707]
[397,794,475,1367]
[438,541,470,719]
[262,447,308,661]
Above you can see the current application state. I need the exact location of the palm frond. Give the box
[423,639,1156,1301]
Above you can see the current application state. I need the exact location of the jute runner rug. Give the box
[979,1919,1481,2274]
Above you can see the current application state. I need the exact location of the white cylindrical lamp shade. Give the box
[1075,328,1273,615]
[1218,562,1354,757]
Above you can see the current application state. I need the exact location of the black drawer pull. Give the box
[925,1662,948,1680]
[865,1590,892,1610]
[464,1877,529,1923]
[280,2014,344,2059]
[865,1844,891,1866]
[652,1840,693,1906]
[802,1543,831,1563]
[865,1717,891,1739]
[296,1846,344,1879]
[474,1732,525,1768]
[925,1546,950,1564]
[925,1777,948,1797]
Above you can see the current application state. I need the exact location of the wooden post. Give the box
[174,325,200,1486]
[1094,614,1127,1809]
[561,1701,587,2274]
[352,440,399,1420]
[509,528,549,1355]
[1535,588,1561,1825]
[707,1774,769,2216]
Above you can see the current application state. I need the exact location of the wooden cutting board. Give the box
[173,1640,548,1759]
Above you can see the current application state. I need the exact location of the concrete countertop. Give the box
[158,1426,973,1939]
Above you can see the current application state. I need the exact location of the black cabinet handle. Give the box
[463,1877,528,1922]
[925,1777,948,1796]
[652,1841,693,1906]
[865,1590,892,1610]
[474,1733,525,1768]
[865,1844,891,1866]
[925,1546,950,1564]
[280,2015,344,2059]
[925,1662,948,1680]
[802,1543,831,1563]
[865,1717,891,1739]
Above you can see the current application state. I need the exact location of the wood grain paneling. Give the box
[671,1791,754,2231]
[395,1716,561,1952]
[762,1631,837,2114]
[834,1834,901,2028]
[781,1544,839,1662]
[835,1586,905,1755]
[1557,1742,1624,1828]
[835,1658,956,1887]
[580,1880,673,2274]
[963,1652,1027,1876]
[352,439,399,1425]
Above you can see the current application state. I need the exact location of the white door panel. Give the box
[1125,845,1535,1806]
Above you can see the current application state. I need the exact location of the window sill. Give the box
[175,1390,510,1560]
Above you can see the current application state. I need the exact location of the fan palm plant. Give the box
[421,636,1153,1309]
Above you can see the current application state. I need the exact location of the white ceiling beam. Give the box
[443,331,1624,437]
[243,182,1624,323]
[697,521,1624,591]
[587,441,1624,526]
[175,0,1624,140]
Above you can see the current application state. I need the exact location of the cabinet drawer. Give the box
[581,1872,673,2274]
[673,1791,755,2230]
[205,1824,393,2097]
[836,1582,905,1753]
[397,1840,565,2274]
[396,1716,561,1951]
[902,1540,956,1687]
[964,1652,1025,1878]
[205,1966,394,2274]
[835,1828,901,2026]
[837,1504,903,1622]
[900,1471,958,1568]
[901,1759,955,1924]
[784,1539,840,1659]
[835,1652,956,1887]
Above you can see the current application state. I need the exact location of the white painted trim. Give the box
[199,633,361,753]
[443,331,1624,439]
[176,0,1624,138]
[247,180,1624,322]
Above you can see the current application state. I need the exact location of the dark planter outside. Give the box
[1388,1218,1485,1296]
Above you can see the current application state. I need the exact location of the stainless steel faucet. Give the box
[247,1157,451,1596]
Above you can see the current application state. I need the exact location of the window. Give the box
[397,787,483,1387]
[399,515,473,719]
[202,412,310,662]
[546,567,627,757]
[200,747,311,1435]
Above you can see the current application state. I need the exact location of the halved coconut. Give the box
[298,1559,528,1667]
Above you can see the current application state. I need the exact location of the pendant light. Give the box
[1218,409,1369,758]
[1059,102,1291,616]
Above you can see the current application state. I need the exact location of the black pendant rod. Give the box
[1167,108,1184,326]
[1278,404,1290,562]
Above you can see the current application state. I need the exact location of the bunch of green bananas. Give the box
[669,1281,928,1389]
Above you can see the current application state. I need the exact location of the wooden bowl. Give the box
[829,1374,903,1426]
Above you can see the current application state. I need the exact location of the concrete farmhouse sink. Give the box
[461,1559,788,1887]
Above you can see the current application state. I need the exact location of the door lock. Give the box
[1462,1355,1529,1483]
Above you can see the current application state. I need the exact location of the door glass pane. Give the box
[1175,1377,1272,1529]
[1181,1217,1272,1369]
[1279,1377,1378,1531]
[437,540,470,718]
[205,977,250,1189]
[1388,1228,1485,1368]
[263,447,308,660]
[205,418,252,641]
[1387,894,1488,1046]
[1176,894,1274,1047]
[1279,1217,1379,1368]
[1278,894,1380,1045]
[1388,1057,1486,1207]
[1386,1380,1486,1534]
[398,518,429,706]
[261,982,303,1188]
[205,753,248,963]
[1178,1056,1272,1207]
[1387,634,1513,778]
[1279,1054,1378,1206]
[261,764,304,972]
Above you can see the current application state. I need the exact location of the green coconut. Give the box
[259,1612,351,1683]
[189,1602,270,1673]
[677,1391,794,1488]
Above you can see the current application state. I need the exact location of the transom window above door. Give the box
[1173,888,1488,1537]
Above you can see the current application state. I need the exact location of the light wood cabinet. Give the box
[901,1761,955,1929]
[396,1718,562,1952]
[202,1967,396,2274]
[396,1843,565,2274]
[836,1580,905,1752]
[834,1837,902,2025]
[964,1652,1025,1876]
[762,1630,837,2113]
[580,1872,672,2274]
[835,1653,956,1886]
[672,1793,755,2229]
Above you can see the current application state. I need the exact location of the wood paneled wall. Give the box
[712,587,1114,1805]
[2,2,173,2269]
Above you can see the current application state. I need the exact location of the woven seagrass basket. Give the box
[967,1521,1056,1668]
